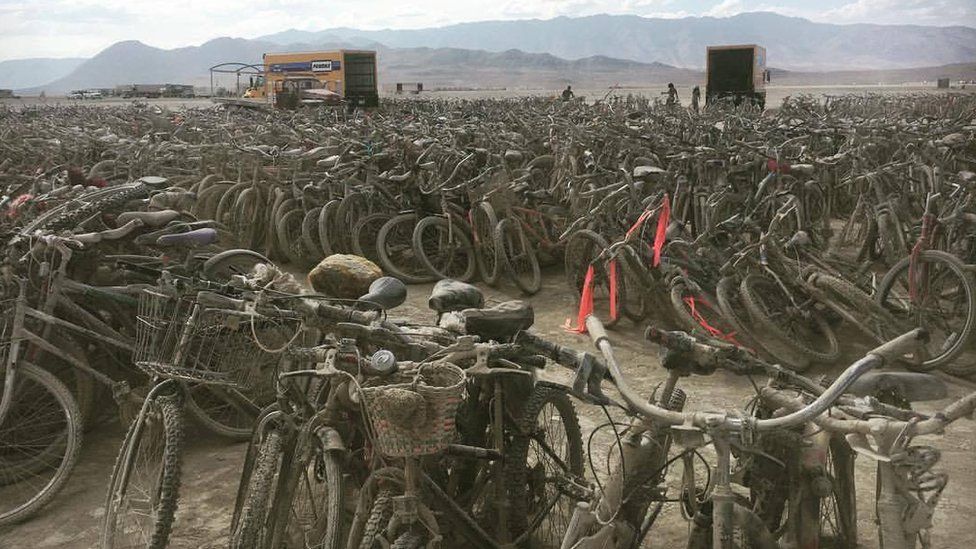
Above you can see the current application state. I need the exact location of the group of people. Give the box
[561,83,702,112]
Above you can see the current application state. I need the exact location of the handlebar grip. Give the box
[867,328,928,365]
[196,291,245,311]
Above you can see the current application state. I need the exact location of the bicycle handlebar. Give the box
[584,314,930,433]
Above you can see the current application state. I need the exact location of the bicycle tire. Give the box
[615,244,650,322]
[25,183,149,233]
[0,362,82,526]
[669,281,739,343]
[318,200,340,257]
[192,182,232,221]
[471,202,501,286]
[495,217,542,295]
[392,529,425,549]
[302,206,324,261]
[715,276,808,370]
[101,390,184,549]
[333,192,369,254]
[277,208,313,267]
[357,490,394,549]
[232,186,265,250]
[412,215,477,282]
[739,274,840,368]
[875,250,976,373]
[563,229,619,328]
[276,435,346,549]
[505,383,584,546]
[201,248,271,282]
[215,181,249,228]
[810,272,900,342]
[376,213,436,284]
[351,213,392,264]
[231,429,284,549]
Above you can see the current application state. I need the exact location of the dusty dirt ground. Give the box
[0,270,974,548]
[3,85,974,112]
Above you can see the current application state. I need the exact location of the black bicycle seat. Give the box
[461,300,534,341]
[846,372,948,403]
[356,277,407,311]
[428,279,484,314]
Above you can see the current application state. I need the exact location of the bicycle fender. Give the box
[315,426,346,453]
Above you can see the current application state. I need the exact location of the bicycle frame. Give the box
[0,275,136,426]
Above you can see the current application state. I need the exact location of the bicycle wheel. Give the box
[231,429,284,549]
[670,281,739,344]
[202,249,272,282]
[356,490,394,549]
[351,213,392,264]
[495,217,542,295]
[333,192,369,254]
[740,274,840,367]
[102,390,184,549]
[278,208,313,267]
[412,215,477,281]
[505,383,584,546]
[377,213,436,284]
[470,202,501,286]
[615,244,650,322]
[318,200,340,257]
[715,276,808,370]
[302,207,324,261]
[810,272,900,342]
[563,230,618,327]
[276,434,346,549]
[0,362,82,526]
[875,250,976,373]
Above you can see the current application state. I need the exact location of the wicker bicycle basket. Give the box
[134,289,272,387]
[359,362,466,457]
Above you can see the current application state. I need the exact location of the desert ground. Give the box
[3,84,975,111]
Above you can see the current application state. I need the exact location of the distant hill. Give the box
[0,57,86,89]
[26,39,699,93]
[17,37,976,94]
[259,12,976,71]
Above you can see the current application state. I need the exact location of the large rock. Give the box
[308,254,383,298]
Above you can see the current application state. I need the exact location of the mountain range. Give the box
[258,12,976,71]
[3,12,975,94]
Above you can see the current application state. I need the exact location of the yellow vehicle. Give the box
[262,50,378,107]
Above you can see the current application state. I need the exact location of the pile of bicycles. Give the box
[1,92,975,548]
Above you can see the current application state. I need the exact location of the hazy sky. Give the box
[1,0,974,61]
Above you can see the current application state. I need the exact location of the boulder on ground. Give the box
[307,254,383,298]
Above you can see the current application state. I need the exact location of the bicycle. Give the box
[100,284,281,548]
[559,314,930,549]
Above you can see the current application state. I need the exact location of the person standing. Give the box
[562,85,574,101]
[665,83,679,107]
[691,86,701,113]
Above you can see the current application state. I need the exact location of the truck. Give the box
[262,50,379,107]
[706,44,769,109]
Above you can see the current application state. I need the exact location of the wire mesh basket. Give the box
[134,289,272,387]
[360,361,466,457]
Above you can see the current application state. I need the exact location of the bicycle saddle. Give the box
[117,209,181,228]
[356,277,407,311]
[155,227,217,248]
[461,300,534,341]
[846,372,948,403]
[428,279,484,314]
